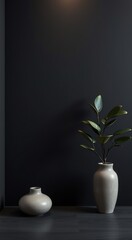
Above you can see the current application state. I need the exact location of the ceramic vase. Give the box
[19,187,52,216]
[93,162,118,213]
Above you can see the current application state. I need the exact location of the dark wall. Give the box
[5,0,132,206]
[0,0,5,208]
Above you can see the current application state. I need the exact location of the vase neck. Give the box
[30,187,41,194]
[98,162,113,170]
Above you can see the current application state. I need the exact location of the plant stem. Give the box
[102,125,106,135]
[92,142,104,163]
[94,150,104,163]
[101,144,106,163]
[106,144,115,160]
[96,112,105,163]
[97,113,100,125]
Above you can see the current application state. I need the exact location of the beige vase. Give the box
[93,163,118,213]
[19,187,52,216]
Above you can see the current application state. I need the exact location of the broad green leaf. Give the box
[78,130,96,143]
[114,136,132,144]
[105,119,117,127]
[105,105,128,119]
[88,120,101,132]
[82,120,101,134]
[114,128,132,136]
[80,145,95,151]
[89,103,97,114]
[101,118,117,127]
[106,105,122,118]
[94,95,103,112]
[98,135,113,144]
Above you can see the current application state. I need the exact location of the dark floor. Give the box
[0,206,132,240]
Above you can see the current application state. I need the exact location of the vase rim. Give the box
[30,187,41,190]
[98,162,113,166]
[30,187,42,194]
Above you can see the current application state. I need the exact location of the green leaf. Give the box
[98,135,113,144]
[88,120,101,132]
[82,120,101,134]
[114,136,132,144]
[94,95,103,112]
[105,105,128,119]
[89,103,97,114]
[105,119,117,127]
[101,118,117,127]
[80,145,95,151]
[78,130,96,143]
[114,128,132,136]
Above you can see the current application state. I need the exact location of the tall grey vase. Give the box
[93,163,118,213]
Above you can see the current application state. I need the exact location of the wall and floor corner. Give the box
[5,0,132,206]
[0,0,5,208]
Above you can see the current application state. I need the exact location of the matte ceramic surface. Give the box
[19,187,52,216]
[93,163,118,213]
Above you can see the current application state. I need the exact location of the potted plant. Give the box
[78,95,132,213]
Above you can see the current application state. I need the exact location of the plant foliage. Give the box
[78,95,132,163]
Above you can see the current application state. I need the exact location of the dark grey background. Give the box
[5,0,132,206]
[0,0,5,208]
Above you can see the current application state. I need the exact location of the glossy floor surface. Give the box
[0,207,132,240]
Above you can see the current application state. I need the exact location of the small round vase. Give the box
[93,163,118,214]
[19,187,52,216]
